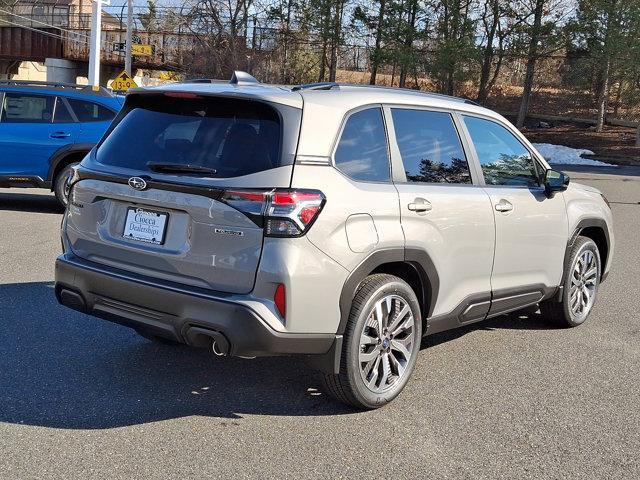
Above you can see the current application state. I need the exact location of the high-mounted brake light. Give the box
[163,92,203,99]
[220,188,325,238]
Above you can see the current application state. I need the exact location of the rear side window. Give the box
[96,95,283,178]
[463,116,540,187]
[54,97,74,123]
[392,109,471,184]
[67,98,115,122]
[1,93,54,123]
[334,108,390,182]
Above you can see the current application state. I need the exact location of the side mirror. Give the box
[544,169,570,196]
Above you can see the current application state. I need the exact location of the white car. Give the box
[55,72,614,409]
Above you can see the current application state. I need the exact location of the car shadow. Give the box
[0,191,63,214]
[0,282,352,430]
[1,282,561,429]
[422,308,556,349]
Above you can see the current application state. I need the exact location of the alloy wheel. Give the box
[569,250,598,317]
[359,294,416,393]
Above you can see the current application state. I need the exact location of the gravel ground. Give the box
[0,166,638,479]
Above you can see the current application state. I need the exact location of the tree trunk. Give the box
[369,0,387,85]
[595,58,611,132]
[328,0,346,82]
[318,41,327,82]
[444,69,455,96]
[486,48,504,96]
[613,80,623,117]
[516,0,545,128]
[281,0,292,84]
[318,1,332,82]
[477,0,499,104]
[399,0,417,88]
[443,0,459,96]
[595,5,616,133]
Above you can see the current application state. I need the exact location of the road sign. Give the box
[131,44,153,56]
[111,42,153,56]
[111,70,138,91]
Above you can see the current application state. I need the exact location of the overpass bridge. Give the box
[0,9,198,84]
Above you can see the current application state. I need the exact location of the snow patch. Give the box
[532,143,609,166]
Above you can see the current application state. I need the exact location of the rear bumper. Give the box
[55,253,336,358]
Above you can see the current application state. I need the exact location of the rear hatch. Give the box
[65,89,302,294]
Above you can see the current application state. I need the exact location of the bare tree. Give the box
[178,0,254,78]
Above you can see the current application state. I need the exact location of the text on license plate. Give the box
[123,207,168,245]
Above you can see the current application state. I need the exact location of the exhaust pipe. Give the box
[184,326,230,356]
[212,340,226,357]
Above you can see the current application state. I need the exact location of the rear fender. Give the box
[337,248,439,336]
[47,143,94,185]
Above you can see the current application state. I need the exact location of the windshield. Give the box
[95,95,284,178]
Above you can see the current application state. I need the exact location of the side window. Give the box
[334,107,390,182]
[391,108,471,184]
[463,116,540,187]
[53,97,75,123]
[1,93,54,123]
[67,99,115,122]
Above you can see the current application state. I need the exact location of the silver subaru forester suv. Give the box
[56,72,614,409]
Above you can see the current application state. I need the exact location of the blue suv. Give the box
[0,81,123,206]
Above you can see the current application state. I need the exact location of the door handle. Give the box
[50,132,71,139]
[495,199,513,212]
[408,198,432,213]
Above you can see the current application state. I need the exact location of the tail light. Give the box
[220,188,325,237]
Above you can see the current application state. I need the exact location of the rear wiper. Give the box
[146,162,217,175]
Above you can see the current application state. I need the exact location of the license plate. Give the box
[123,207,168,245]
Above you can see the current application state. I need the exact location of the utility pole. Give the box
[125,0,133,76]
[88,0,103,88]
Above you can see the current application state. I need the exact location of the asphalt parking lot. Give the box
[1,165,639,479]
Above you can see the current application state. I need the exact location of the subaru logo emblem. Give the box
[128,177,147,191]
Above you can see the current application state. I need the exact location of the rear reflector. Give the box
[220,188,325,237]
[274,283,286,317]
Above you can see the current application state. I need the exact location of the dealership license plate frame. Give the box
[122,207,169,245]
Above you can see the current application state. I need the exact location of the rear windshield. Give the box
[95,95,284,178]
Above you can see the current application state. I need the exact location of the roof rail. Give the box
[180,78,227,84]
[229,71,260,86]
[291,82,339,91]
[0,80,114,97]
[336,83,474,104]
[290,82,480,105]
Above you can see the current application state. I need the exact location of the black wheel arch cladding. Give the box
[337,248,439,336]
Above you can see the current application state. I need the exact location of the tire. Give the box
[323,274,422,409]
[53,162,78,208]
[540,236,601,327]
[136,330,183,346]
